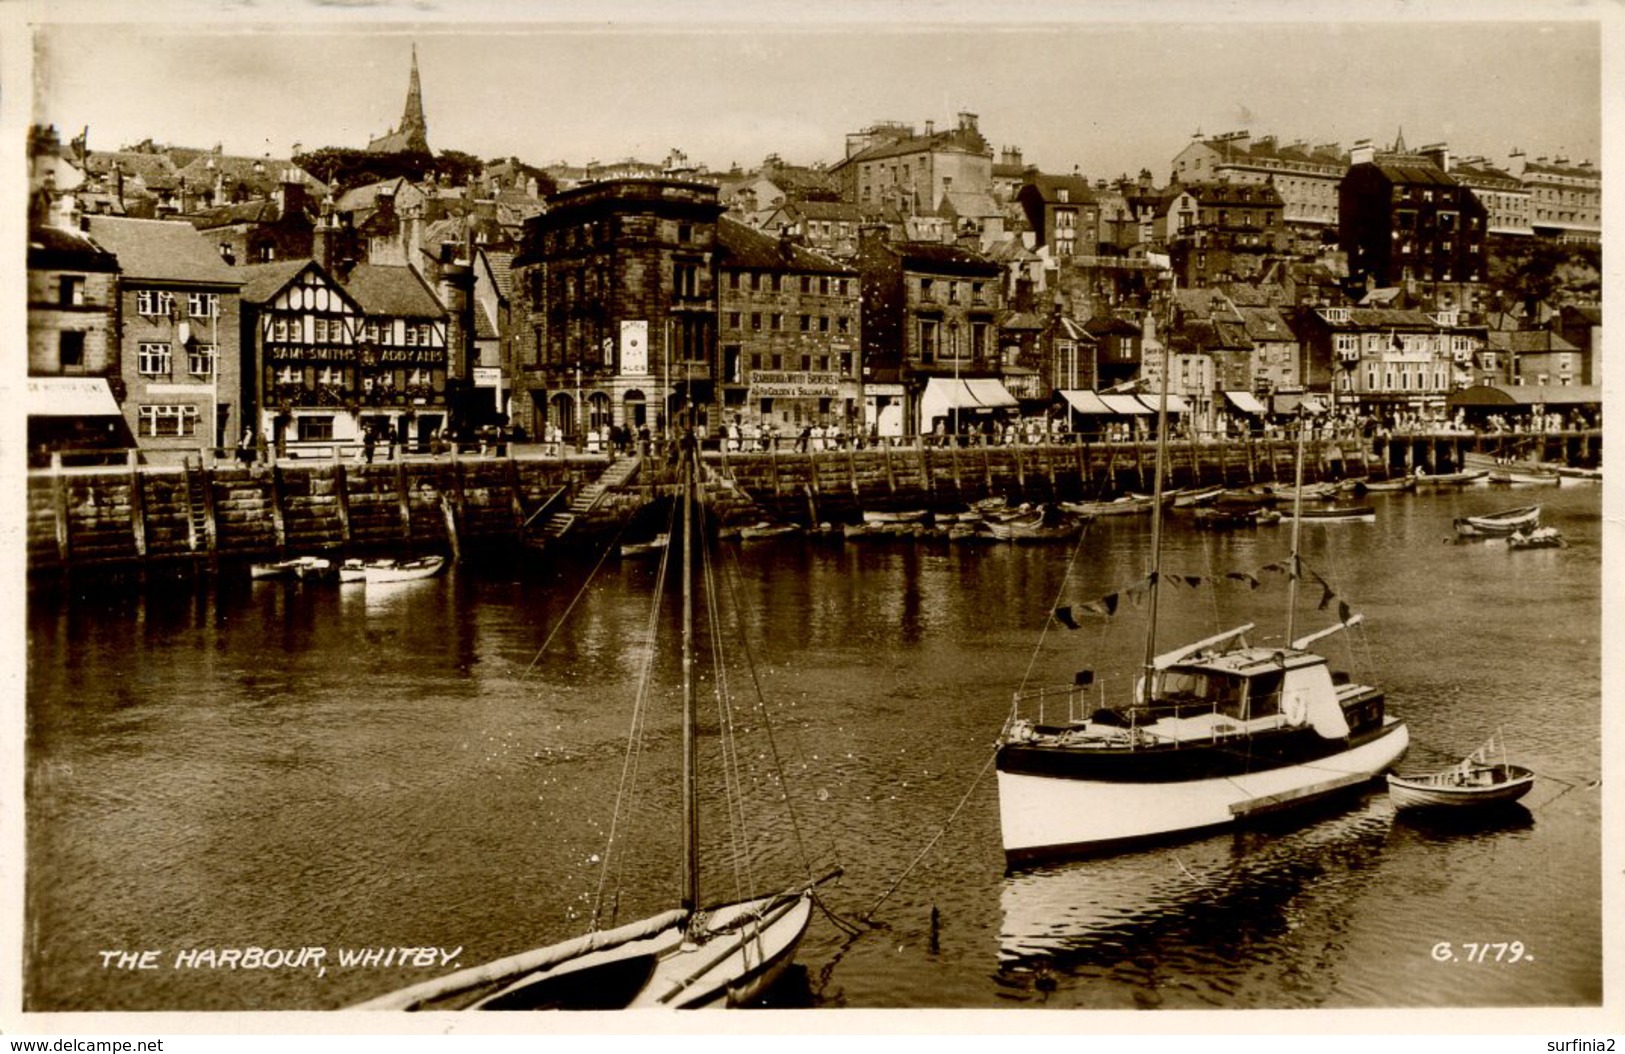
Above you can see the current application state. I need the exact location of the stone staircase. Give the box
[541,454,643,540]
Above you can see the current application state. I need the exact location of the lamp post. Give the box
[574,362,584,452]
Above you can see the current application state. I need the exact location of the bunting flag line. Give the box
[1081,593,1120,617]
[1058,561,1361,625]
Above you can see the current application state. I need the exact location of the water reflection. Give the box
[995,799,1395,1008]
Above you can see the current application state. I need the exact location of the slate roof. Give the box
[85,216,241,285]
[84,151,181,190]
[28,224,119,271]
[174,155,329,198]
[1370,162,1457,186]
[482,250,514,300]
[715,216,855,274]
[334,177,414,215]
[189,200,284,230]
[237,260,323,305]
[474,300,500,340]
[1523,158,1601,180]
[938,189,1003,221]
[1343,308,1439,329]
[1018,175,1097,205]
[1486,330,1580,354]
[888,240,998,273]
[341,263,446,318]
[1201,136,1347,169]
[1237,306,1293,343]
[785,199,863,222]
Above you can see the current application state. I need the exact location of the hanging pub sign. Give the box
[620,320,649,375]
[749,371,841,399]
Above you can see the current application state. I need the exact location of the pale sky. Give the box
[24,4,1608,182]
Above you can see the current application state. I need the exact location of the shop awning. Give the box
[1273,392,1328,415]
[1447,383,1602,408]
[1136,393,1189,414]
[1100,393,1152,415]
[921,377,1018,424]
[1224,390,1268,415]
[1060,390,1114,415]
[27,376,123,417]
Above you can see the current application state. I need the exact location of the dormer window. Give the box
[1058,189,1070,203]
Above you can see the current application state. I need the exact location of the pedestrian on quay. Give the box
[362,426,376,464]
[237,427,256,465]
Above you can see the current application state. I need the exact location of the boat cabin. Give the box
[1129,645,1353,741]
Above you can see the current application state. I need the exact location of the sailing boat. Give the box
[993,296,1409,867]
[352,434,821,1010]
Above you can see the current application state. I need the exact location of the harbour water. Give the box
[24,483,1604,1013]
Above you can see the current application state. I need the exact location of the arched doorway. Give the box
[623,390,648,430]
[548,392,575,443]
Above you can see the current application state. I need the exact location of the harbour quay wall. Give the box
[25,428,1598,577]
[664,432,1377,523]
[25,453,592,577]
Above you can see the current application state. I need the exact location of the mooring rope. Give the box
[861,744,999,924]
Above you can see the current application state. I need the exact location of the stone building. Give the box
[1171,131,1347,232]
[714,218,861,436]
[510,179,725,442]
[854,230,1009,437]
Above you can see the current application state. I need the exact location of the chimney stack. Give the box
[1419,143,1451,173]
[924,119,935,137]
[1350,140,1376,166]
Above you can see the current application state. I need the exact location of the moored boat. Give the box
[352,555,446,584]
[1356,476,1416,493]
[994,321,1406,865]
[1279,505,1376,524]
[350,433,821,1011]
[251,555,331,580]
[1387,734,1534,811]
[1413,468,1489,488]
[1508,525,1566,550]
[619,533,670,557]
[1171,484,1226,508]
[738,521,801,541]
[862,508,928,525]
[985,507,1088,542]
[1059,494,1154,518]
[1555,465,1602,486]
[1452,505,1540,538]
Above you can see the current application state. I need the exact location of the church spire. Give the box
[366,45,431,155]
[1392,126,1407,155]
[402,45,427,145]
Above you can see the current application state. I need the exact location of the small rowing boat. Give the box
[1387,733,1533,811]
[341,555,447,584]
[1278,505,1375,524]
[1453,505,1540,538]
[1507,526,1566,550]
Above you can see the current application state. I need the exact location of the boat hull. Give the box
[996,719,1409,864]
[1386,765,1534,811]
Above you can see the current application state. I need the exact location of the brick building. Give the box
[1339,143,1489,310]
[84,216,243,461]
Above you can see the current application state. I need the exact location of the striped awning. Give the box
[1100,393,1152,415]
[1060,390,1114,415]
[1136,392,1189,414]
[1225,390,1268,415]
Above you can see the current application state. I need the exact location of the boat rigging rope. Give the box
[518,519,629,683]
[1017,522,1094,698]
[590,495,681,931]
[697,500,758,908]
